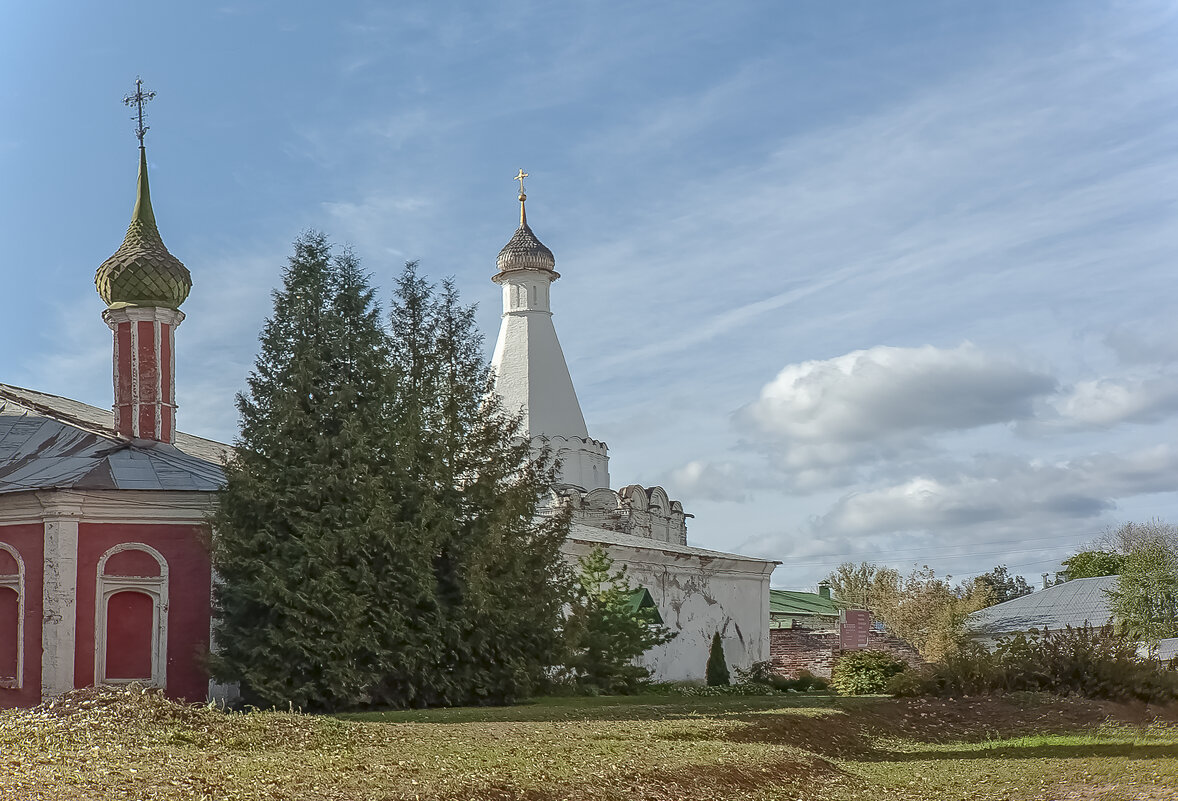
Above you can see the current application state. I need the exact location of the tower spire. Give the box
[96,79,190,444]
[514,168,529,227]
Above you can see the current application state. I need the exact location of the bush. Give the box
[893,626,1178,703]
[734,662,831,693]
[831,650,908,695]
[706,632,730,687]
[773,670,831,693]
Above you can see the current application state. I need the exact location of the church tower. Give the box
[94,80,192,444]
[490,171,610,489]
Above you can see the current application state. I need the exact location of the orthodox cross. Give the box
[124,78,156,147]
[514,169,528,197]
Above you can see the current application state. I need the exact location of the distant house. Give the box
[769,585,840,630]
[768,585,922,678]
[965,576,1117,647]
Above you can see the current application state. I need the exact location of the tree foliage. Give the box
[561,547,674,693]
[1058,550,1126,581]
[1102,523,1178,647]
[968,565,1033,604]
[826,561,993,662]
[211,237,570,710]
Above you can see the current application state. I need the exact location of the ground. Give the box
[1,688,1176,800]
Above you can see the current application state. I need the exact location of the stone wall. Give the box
[769,627,923,679]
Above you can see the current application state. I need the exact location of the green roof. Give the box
[770,589,840,618]
[626,587,664,625]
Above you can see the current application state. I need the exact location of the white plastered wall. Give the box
[562,529,773,681]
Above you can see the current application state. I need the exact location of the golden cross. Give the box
[514,169,528,196]
[123,77,156,147]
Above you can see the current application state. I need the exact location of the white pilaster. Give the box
[38,492,83,698]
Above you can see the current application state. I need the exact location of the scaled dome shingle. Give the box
[95,147,191,309]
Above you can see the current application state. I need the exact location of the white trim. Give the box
[94,543,169,689]
[0,542,25,689]
[0,490,216,527]
[40,495,81,698]
[153,320,162,441]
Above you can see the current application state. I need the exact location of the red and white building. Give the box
[0,141,225,708]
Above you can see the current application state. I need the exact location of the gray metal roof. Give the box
[1154,637,1178,662]
[566,521,778,566]
[965,575,1116,636]
[0,384,225,494]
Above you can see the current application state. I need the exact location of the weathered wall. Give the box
[563,527,773,681]
[770,627,924,679]
[0,523,43,709]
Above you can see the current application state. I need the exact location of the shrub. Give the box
[893,626,1178,703]
[831,650,907,695]
[706,632,730,687]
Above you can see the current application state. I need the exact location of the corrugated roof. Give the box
[770,589,840,618]
[0,384,224,494]
[965,576,1116,636]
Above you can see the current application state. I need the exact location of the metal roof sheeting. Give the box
[770,589,840,618]
[965,576,1117,636]
[0,384,224,494]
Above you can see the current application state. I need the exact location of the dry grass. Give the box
[1,687,1176,800]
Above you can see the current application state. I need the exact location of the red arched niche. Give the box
[103,549,162,577]
[0,587,18,681]
[104,591,153,680]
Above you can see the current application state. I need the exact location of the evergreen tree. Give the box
[385,263,572,705]
[562,547,675,693]
[210,233,399,710]
[212,248,572,710]
[706,631,730,686]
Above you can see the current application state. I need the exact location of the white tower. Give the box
[490,171,610,489]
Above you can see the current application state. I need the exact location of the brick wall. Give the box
[769,627,924,679]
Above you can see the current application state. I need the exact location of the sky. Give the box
[1,1,1176,590]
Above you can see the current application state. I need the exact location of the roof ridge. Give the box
[0,385,119,442]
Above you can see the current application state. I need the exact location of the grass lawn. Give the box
[2,687,1176,800]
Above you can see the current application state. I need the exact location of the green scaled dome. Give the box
[95,146,191,309]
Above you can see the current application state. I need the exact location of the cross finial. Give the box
[514,169,528,199]
[124,77,156,147]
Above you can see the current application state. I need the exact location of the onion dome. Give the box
[496,182,556,274]
[95,146,191,309]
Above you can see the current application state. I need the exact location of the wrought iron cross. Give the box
[124,78,156,147]
[514,169,528,196]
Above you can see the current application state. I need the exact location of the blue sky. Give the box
[2,2,1176,589]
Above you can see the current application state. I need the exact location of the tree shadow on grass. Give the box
[875,742,1178,762]
[339,694,843,724]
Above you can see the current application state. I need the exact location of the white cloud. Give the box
[816,446,1178,539]
[1042,376,1178,429]
[667,460,752,503]
[738,343,1054,471]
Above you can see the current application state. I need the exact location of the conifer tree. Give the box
[706,631,730,686]
[210,233,407,710]
[212,247,572,710]
[386,264,572,705]
[562,547,675,693]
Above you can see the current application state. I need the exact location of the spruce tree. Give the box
[706,631,730,686]
[386,264,571,705]
[210,233,404,710]
[562,547,675,693]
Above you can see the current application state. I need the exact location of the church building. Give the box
[491,173,776,681]
[0,86,225,708]
[1,95,774,709]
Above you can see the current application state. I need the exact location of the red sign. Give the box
[839,609,871,650]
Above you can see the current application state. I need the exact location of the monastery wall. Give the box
[562,525,773,682]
